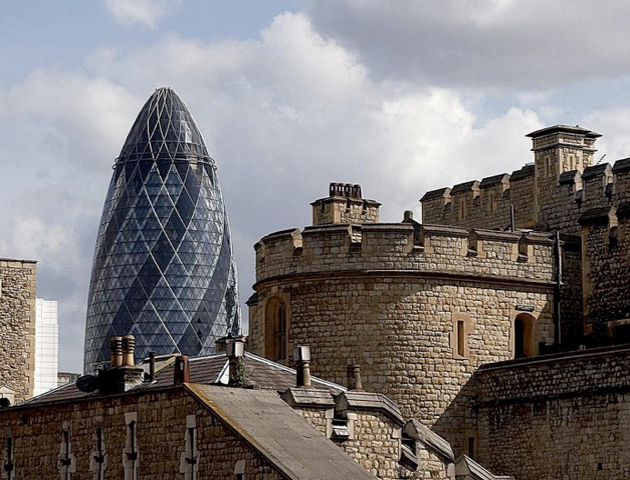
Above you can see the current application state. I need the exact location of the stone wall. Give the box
[420,129,630,347]
[0,258,36,402]
[475,345,630,480]
[250,222,555,451]
[558,236,583,347]
[581,211,630,342]
[0,387,287,480]
[335,410,403,480]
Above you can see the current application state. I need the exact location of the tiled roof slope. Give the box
[187,384,377,480]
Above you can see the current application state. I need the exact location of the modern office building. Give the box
[83,88,240,372]
[34,298,58,396]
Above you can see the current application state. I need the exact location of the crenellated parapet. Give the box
[422,156,630,236]
[254,221,554,286]
[421,166,536,232]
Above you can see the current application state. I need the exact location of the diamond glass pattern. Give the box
[83,88,240,373]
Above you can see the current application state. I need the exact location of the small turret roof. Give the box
[526,124,601,138]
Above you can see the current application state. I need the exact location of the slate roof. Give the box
[187,384,377,480]
[19,352,345,407]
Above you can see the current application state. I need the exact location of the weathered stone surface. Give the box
[0,258,36,402]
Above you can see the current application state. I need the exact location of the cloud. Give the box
[103,0,182,29]
[0,72,140,371]
[309,0,630,89]
[0,10,553,371]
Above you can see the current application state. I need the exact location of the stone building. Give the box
[248,125,630,479]
[0,258,36,403]
[0,337,509,479]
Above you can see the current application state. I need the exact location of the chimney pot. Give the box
[121,335,136,367]
[347,364,363,391]
[294,345,311,362]
[295,346,312,388]
[226,336,247,385]
[226,338,245,358]
[110,336,123,367]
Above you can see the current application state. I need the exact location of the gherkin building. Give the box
[83,87,240,373]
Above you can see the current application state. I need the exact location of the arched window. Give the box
[265,298,288,362]
[514,314,536,359]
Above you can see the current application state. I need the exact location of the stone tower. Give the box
[84,88,240,373]
[527,125,601,233]
[249,183,555,455]
[0,258,36,402]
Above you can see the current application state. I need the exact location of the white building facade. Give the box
[34,298,58,396]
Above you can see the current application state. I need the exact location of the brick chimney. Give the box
[226,336,247,387]
[311,183,381,226]
[98,335,145,394]
[173,355,190,385]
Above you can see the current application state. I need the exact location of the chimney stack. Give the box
[174,355,190,385]
[226,336,246,386]
[347,364,364,391]
[99,335,144,394]
[294,346,312,388]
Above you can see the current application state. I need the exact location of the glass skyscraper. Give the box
[83,87,240,373]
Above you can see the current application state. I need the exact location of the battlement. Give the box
[422,156,630,233]
[418,125,630,236]
[254,219,554,286]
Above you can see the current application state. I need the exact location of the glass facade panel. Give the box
[83,88,240,373]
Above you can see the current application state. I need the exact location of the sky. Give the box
[4,0,630,372]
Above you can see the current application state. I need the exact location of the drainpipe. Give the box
[554,230,563,347]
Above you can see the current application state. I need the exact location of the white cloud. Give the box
[309,0,630,89]
[103,0,182,29]
[583,109,630,162]
[0,8,584,371]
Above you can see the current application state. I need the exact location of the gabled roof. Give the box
[186,384,377,480]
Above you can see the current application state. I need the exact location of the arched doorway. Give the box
[514,313,537,359]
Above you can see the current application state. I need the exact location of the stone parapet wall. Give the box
[421,158,630,237]
[254,223,554,286]
[0,258,36,401]
[475,345,630,480]
[421,166,536,232]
